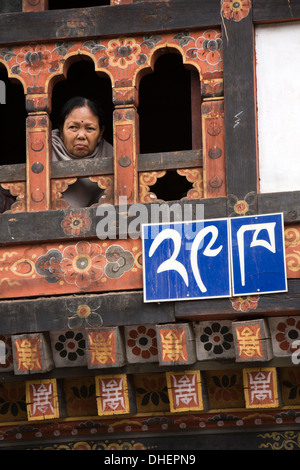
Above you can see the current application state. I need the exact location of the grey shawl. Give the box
[52,129,113,208]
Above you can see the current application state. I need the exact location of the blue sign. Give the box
[142,219,231,302]
[230,213,287,296]
[142,213,287,302]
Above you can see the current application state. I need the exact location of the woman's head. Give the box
[59,97,106,158]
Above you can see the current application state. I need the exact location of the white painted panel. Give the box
[256,22,300,193]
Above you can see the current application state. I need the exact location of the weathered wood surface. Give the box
[0,150,202,182]
[253,0,300,23]
[0,197,228,244]
[175,279,300,321]
[222,4,257,205]
[1,191,300,245]
[0,291,175,335]
[0,0,222,45]
[0,277,299,338]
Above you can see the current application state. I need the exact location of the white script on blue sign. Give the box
[142,219,231,302]
[230,213,287,296]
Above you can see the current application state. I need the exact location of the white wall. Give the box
[256,22,300,193]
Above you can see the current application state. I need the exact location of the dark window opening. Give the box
[0,66,27,165]
[0,0,22,13]
[48,0,110,9]
[50,59,113,209]
[51,59,113,145]
[138,53,193,154]
[150,170,194,202]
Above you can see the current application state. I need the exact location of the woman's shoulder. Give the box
[101,139,114,156]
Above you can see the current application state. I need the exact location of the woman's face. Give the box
[61,105,102,158]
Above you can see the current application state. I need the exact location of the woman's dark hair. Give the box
[59,96,106,130]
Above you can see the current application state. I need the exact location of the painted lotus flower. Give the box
[16,45,52,76]
[106,38,141,68]
[61,241,106,288]
[195,30,223,67]
[222,0,251,22]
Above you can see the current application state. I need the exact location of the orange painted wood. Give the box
[201,99,226,198]
[26,114,51,211]
[23,0,48,12]
[0,30,223,95]
[284,224,300,278]
[0,238,142,299]
[114,106,139,204]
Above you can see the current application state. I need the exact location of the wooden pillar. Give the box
[26,94,52,211]
[222,2,258,212]
[201,98,226,199]
[113,86,139,205]
[23,0,48,12]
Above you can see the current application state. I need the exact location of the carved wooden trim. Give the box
[139,170,166,203]
[51,178,77,210]
[177,168,203,200]
[89,175,114,205]
[1,182,26,213]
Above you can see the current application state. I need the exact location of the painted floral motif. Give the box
[15,45,52,76]
[200,323,234,355]
[61,210,92,237]
[106,38,142,68]
[0,383,27,421]
[195,30,223,67]
[274,318,300,353]
[135,374,169,411]
[67,300,103,329]
[1,28,223,94]
[206,371,245,408]
[126,325,158,361]
[183,30,223,71]
[64,377,97,417]
[61,241,106,288]
[35,249,62,284]
[222,0,251,22]
[54,330,86,362]
[281,368,300,403]
[228,191,256,217]
[230,295,259,312]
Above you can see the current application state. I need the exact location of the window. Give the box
[138,52,199,201]
[51,58,113,145]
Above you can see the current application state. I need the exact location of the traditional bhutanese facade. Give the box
[0,0,299,451]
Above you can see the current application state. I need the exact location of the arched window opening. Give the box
[51,58,113,145]
[48,0,109,9]
[138,52,193,154]
[139,52,200,202]
[50,59,114,209]
[0,66,27,165]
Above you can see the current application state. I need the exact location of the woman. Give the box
[52,96,113,208]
